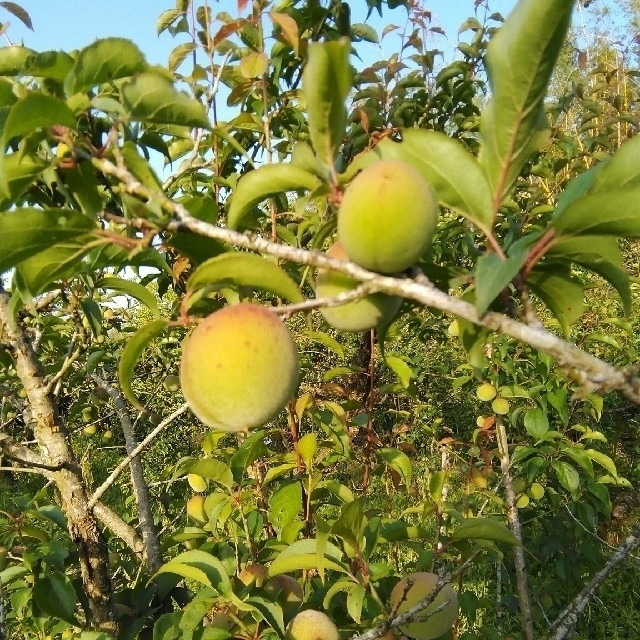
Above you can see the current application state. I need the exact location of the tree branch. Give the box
[91,156,640,406]
[88,403,189,510]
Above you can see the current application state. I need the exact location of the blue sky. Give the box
[2,1,518,68]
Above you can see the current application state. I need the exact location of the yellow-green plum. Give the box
[389,572,458,640]
[338,160,439,274]
[180,303,299,433]
[285,610,340,640]
[315,242,402,331]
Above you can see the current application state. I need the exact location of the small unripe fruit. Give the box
[529,482,545,500]
[389,572,458,640]
[447,320,460,337]
[470,467,488,489]
[186,495,208,523]
[187,473,207,492]
[491,397,510,415]
[285,610,340,640]
[513,478,527,494]
[265,574,304,620]
[102,430,113,442]
[164,375,180,392]
[83,425,97,436]
[180,303,299,433]
[18,389,27,399]
[476,383,497,402]
[338,160,439,274]
[315,242,401,332]
[516,493,530,508]
[476,415,489,428]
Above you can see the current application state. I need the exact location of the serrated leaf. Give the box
[479,0,573,205]
[585,449,618,477]
[168,42,197,72]
[523,408,549,440]
[157,9,184,34]
[25,50,74,82]
[527,266,583,338]
[32,574,77,624]
[0,208,95,272]
[377,448,412,488]
[187,252,303,302]
[66,38,148,92]
[227,163,321,229]
[553,188,640,238]
[118,319,170,410]
[98,276,160,318]
[156,550,231,594]
[552,460,580,492]
[375,129,494,235]
[2,93,76,143]
[303,38,352,168]
[451,517,520,545]
[121,72,209,128]
[475,249,527,315]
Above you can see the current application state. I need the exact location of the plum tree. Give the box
[337,160,439,274]
[285,610,340,640]
[315,242,402,331]
[389,572,458,640]
[180,303,299,432]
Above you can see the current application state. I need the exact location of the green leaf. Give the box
[384,355,413,389]
[429,470,446,503]
[547,236,631,315]
[378,521,430,543]
[187,252,303,303]
[189,459,233,492]
[63,162,104,216]
[65,38,148,92]
[0,154,48,210]
[303,38,352,168]
[527,266,583,338]
[246,596,286,640]
[118,319,170,410]
[474,249,526,315]
[585,449,618,477]
[268,481,302,535]
[523,408,549,440]
[375,130,494,235]
[37,505,67,530]
[347,583,366,624]
[451,517,520,545]
[0,45,35,76]
[227,163,321,230]
[2,93,76,143]
[298,432,317,470]
[332,498,366,552]
[98,276,160,318]
[551,460,580,492]
[479,0,573,205]
[121,72,209,128]
[32,574,77,624]
[377,448,412,488]
[268,538,348,577]
[592,134,640,192]
[553,188,640,238]
[301,330,344,358]
[0,208,95,273]
[24,50,74,82]
[156,550,231,594]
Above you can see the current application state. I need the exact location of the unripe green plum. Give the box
[338,160,439,274]
[180,303,299,433]
[491,397,510,415]
[476,383,497,402]
[83,425,97,436]
[529,482,545,500]
[389,572,458,640]
[315,242,401,332]
[164,375,180,392]
[285,610,340,640]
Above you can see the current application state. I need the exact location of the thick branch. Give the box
[91,156,640,406]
